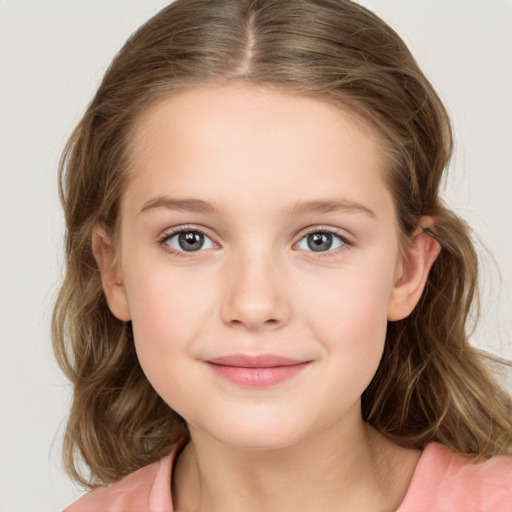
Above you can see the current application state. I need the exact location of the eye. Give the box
[162,229,215,252]
[297,231,346,253]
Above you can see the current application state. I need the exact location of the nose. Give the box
[220,251,291,331]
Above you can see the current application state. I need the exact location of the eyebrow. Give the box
[139,196,376,218]
[139,197,222,215]
[287,199,376,218]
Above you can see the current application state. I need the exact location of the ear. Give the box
[387,218,441,321]
[92,224,131,322]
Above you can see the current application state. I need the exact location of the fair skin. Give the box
[94,84,440,512]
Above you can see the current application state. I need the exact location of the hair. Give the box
[53,0,512,488]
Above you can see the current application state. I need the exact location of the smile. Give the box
[204,354,311,388]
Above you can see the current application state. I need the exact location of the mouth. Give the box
[204,354,311,388]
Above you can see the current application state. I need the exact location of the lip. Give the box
[204,354,311,388]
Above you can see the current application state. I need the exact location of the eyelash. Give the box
[158,226,353,257]
[158,225,214,257]
[295,227,353,257]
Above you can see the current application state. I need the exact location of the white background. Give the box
[0,1,510,510]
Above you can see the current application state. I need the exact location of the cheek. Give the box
[123,262,215,383]
[301,257,396,374]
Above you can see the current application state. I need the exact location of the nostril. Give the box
[220,282,291,329]
[227,317,282,330]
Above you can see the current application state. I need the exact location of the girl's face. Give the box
[100,84,425,450]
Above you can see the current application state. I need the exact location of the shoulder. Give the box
[398,442,512,512]
[63,454,174,512]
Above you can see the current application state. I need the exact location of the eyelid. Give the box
[158,225,219,254]
[156,224,353,256]
[296,225,354,241]
[293,226,354,254]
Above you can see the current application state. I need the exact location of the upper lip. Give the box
[205,354,309,368]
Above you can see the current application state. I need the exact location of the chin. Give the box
[189,409,313,452]
[213,429,306,452]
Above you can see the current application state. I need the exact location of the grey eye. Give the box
[298,232,345,252]
[165,230,215,252]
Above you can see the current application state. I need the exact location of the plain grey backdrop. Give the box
[0,1,511,510]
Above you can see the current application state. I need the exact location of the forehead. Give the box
[123,83,393,219]
[129,83,382,162]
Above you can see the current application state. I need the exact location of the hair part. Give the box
[53,0,512,488]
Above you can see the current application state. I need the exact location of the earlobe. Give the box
[387,219,441,321]
[92,224,131,322]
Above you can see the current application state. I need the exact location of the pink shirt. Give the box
[64,443,512,511]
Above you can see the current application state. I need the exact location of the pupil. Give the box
[179,231,204,251]
[308,233,332,252]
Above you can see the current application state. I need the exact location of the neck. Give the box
[172,410,420,512]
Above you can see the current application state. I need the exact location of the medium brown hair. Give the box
[53,0,512,488]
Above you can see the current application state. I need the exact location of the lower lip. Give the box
[205,362,310,388]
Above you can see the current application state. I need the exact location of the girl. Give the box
[53,0,512,510]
